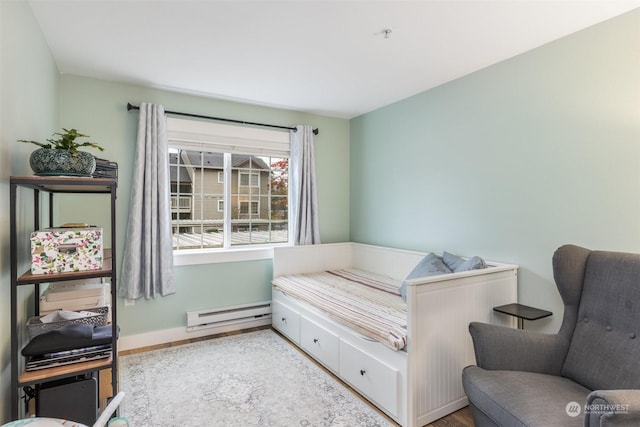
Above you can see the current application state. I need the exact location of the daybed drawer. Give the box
[272,300,300,343]
[300,317,339,372]
[339,340,399,417]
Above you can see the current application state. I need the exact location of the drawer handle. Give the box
[281,317,286,323]
[360,369,366,376]
[313,338,319,344]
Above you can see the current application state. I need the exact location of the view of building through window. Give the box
[169,148,289,250]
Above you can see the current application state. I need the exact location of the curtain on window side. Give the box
[290,125,321,245]
[119,103,176,299]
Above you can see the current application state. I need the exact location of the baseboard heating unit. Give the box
[186,301,272,332]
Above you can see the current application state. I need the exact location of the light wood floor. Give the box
[119,326,474,427]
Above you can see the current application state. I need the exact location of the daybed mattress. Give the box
[272,268,407,350]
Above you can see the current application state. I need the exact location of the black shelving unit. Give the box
[9,176,118,420]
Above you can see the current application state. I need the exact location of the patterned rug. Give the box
[118,329,394,427]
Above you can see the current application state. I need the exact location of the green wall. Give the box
[350,9,640,333]
[0,1,60,422]
[57,75,351,336]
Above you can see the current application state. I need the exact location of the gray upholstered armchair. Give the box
[462,245,640,427]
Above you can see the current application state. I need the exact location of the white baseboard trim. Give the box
[118,317,272,352]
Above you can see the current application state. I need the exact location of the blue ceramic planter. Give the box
[29,148,96,176]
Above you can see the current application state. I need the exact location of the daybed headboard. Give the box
[350,243,426,281]
[272,242,426,280]
[272,243,353,277]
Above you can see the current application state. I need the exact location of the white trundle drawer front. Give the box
[300,317,340,372]
[339,339,399,417]
[272,300,300,343]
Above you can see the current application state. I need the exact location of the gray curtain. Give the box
[119,103,176,299]
[290,125,321,245]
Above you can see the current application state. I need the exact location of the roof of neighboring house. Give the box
[170,152,269,183]
[170,153,192,183]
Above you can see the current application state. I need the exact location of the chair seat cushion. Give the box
[462,366,591,427]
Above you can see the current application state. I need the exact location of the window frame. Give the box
[167,118,292,265]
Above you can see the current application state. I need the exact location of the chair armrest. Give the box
[585,390,640,427]
[469,321,569,374]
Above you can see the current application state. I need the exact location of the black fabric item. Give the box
[22,324,115,356]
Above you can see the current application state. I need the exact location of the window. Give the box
[239,172,259,187]
[239,200,259,215]
[167,118,290,255]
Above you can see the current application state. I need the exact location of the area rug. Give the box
[118,329,394,427]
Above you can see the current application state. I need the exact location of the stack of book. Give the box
[92,157,118,180]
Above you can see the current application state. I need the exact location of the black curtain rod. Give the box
[127,103,318,135]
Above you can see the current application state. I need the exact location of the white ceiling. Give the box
[29,0,640,119]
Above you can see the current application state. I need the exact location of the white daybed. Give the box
[271,242,518,427]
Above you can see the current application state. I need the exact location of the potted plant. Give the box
[19,128,104,176]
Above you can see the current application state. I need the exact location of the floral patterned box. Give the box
[30,227,103,274]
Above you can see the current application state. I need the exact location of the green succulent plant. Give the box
[19,128,104,156]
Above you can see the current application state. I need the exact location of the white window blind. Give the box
[166,117,290,156]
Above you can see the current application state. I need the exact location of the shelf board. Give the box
[17,250,112,285]
[18,355,113,387]
[10,175,116,193]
